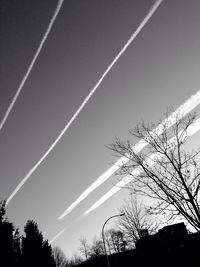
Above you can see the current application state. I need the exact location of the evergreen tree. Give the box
[0,200,7,223]
[22,220,55,267]
[0,200,15,266]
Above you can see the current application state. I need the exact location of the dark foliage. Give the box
[0,200,21,266]
[21,220,55,267]
[0,200,56,267]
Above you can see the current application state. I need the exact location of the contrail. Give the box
[84,117,200,215]
[49,228,65,244]
[6,0,163,206]
[0,0,65,132]
[84,153,160,215]
[58,89,200,219]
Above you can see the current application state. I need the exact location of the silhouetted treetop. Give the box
[0,200,7,224]
[22,220,56,267]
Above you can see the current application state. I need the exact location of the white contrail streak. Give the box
[49,229,65,244]
[84,154,159,215]
[6,0,163,206]
[58,89,200,219]
[57,0,164,220]
[0,0,64,132]
[84,117,200,215]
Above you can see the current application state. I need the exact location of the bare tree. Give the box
[109,112,200,231]
[52,246,68,267]
[117,195,159,247]
[79,237,90,260]
[104,230,112,254]
[106,229,126,253]
[106,229,118,254]
[89,236,104,259]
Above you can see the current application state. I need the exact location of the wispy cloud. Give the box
[49,229,65,244]
[6,0,163,206]
[0,0,64,133]
[58,89,200,219]
[84,117,200,215]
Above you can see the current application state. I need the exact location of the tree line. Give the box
[0,200,81,267]
[0,192,158,266]
[78,195,159,261]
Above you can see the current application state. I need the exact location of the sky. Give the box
[1,0,200,259]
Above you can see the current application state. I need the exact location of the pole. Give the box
[101,213,125,267]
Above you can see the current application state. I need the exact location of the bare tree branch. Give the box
[109,111,200,231]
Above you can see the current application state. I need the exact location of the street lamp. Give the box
[101,213,125,267]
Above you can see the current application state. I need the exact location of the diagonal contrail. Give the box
[0,0,65,132]
[58,89,200,219]
[84,153,160,216]
[6,0,163,206]
[49,228,65,244]
[84,117,200,215]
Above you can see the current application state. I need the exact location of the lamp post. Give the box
[101,213,125,267]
